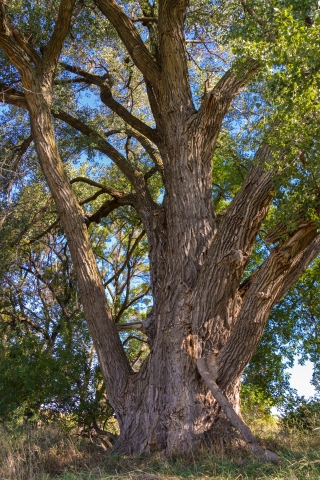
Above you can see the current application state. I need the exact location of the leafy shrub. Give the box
[280,395,320,430]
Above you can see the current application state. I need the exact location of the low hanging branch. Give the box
[197,357,279,463]
[115,321,143,331]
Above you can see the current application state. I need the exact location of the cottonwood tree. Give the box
[1,0,320,457]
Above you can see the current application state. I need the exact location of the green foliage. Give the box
[0,153,151,427]
[280,395,320,430]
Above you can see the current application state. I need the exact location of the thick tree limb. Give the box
[0,2,33,78]
[1,26,134,407]
[115,321,143,331]
[93,0,161,86]
[218,226,320,389]
[86,194,136,225]
[41,0,76,81]
[0,0,75,85]
[271,229,320,304]
[192,145,275,332]
[157,0,196,118]
[4,12,41,66]
[197,358,279,463]
[193,59,260,156]
[0,82,27,107]
[131,16,157,24]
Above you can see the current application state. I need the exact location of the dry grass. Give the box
[0,422,319,480]
[0,424,104,479]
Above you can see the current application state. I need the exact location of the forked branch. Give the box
[192,145,275,330]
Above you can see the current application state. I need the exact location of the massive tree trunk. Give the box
[1,0,320,458]
[108,141,320,455]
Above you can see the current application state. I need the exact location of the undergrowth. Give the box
[0,420,319,480]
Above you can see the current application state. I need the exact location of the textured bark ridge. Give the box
[1,0,320,460]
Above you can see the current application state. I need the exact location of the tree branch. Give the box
[4,12,41,66]
[93,0,161,86]
[131,16,157,23]
[29,218,60,243]
[79,189,108,206]
[86,194,137,225]
[5,135,33,198]
[100,82,160,145]
[41,0,76,80]
[0,2,34,79]
[157,0,195,118]
[0,311,52,343]
[126,129,163,173]
[0,82,27,107]
[61,63,160,145]
[70,176,129,199]
[53,110,157,219]
[20,265,71,322]
[29,192,137,242]
[104,230,145,286]
[193,59,260,157]
[217,225,320,390]
[0,83,156,219]
[115,321,143,331]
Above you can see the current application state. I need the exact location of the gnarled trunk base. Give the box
[111,364,245,457]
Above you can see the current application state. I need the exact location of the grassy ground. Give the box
[0,422,319,480]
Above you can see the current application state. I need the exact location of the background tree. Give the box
[0,161,150,439]
[0,0,320,457]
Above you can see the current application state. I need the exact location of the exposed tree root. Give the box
[197,357,279,463]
